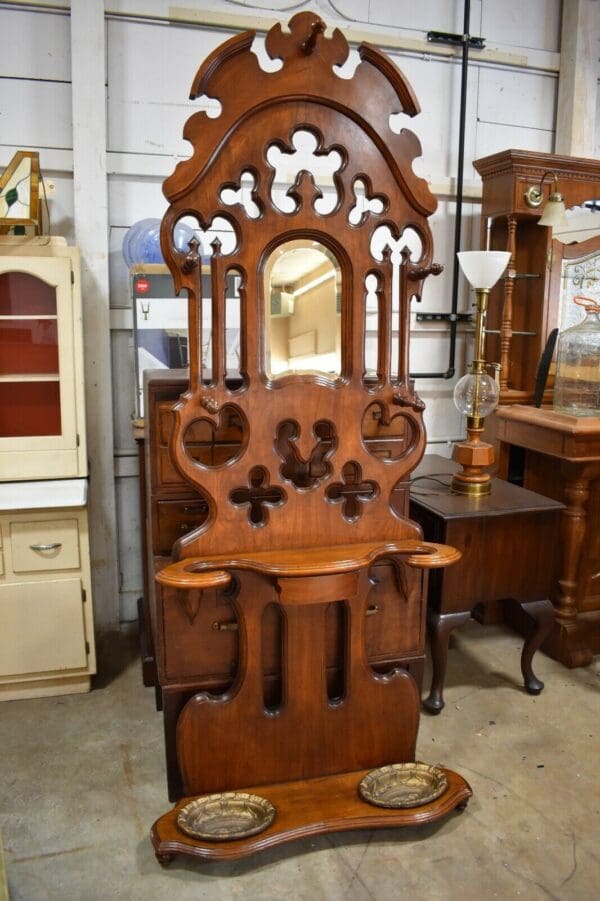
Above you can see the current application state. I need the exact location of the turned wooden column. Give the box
[555,463,594,623]
[499,216,517,391]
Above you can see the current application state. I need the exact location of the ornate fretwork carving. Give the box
[325,461,378,521]
[230,466,286,526]
[275,419,337,488]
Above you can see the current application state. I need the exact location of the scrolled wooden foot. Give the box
[422,695,444,714]
[423,609,471,714]
[156,852,174,868]
[519,599,554,696]
[525,675,544,695]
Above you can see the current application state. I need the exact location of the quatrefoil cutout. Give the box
[325,461,378,522]
[230,465,286,526]
[361,402,417,462]
[183,404,247,469]
[220,170,261,220]
[266,129,343,215]
[275,419,337,489]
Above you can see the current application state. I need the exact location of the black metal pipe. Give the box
[411,0,472,381]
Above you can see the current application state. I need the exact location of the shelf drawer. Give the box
[10,518,80,572]
[156,499,210,555]
[0,578,87,676]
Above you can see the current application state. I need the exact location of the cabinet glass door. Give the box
[0,255,79,478]
[0,270,62,437]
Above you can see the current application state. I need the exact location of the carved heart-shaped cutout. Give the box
[184,403,247,468]
[361,402,417,461]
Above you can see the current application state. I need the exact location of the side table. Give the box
[409,455,564,713]
[495,405,600,667]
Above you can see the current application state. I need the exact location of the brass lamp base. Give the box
[451,425,494,497]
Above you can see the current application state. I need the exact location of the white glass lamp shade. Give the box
[538,197,567,227]
[457,251,511,289]
[453,372,500,418]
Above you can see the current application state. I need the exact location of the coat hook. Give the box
[301,18,325,55]
[182,235,201,273]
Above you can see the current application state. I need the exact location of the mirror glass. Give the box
[264,240,341,378]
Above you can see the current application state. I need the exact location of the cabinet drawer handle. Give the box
[30,542,62,551]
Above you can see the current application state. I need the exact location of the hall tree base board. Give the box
[152,768,472,866]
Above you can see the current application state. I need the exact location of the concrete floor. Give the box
[1,622,599,901]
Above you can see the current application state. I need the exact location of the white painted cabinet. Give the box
[0,237,87,481]
[0,237,95,700]
[0,507,96,700]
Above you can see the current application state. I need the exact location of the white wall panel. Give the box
[114,472,143,623]
[46,173,76,244]
[0,8,71,81]
[0,80,72,149]
[482,0,561,52]
[389,55,478,184]
[108,174,166,225]
[111,331,138,449]
[478,68,557,131]
[368,0,481,34]
[106,19,228,155]
[475,120,554,163]
[109,224,131,308]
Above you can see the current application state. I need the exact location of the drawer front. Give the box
[156,499,210,555]
[0,578,88,676]
[157,446,187,488]
[157,561,425,683]
[10,518,80,573]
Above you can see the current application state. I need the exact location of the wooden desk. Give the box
[409,455,563,713]
[496,405,600,667]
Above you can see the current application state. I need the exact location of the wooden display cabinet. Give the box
[472,152,600,668]
[473,150,600,406]
[0,237,95,699]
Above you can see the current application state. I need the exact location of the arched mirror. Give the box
[263,239,341,378]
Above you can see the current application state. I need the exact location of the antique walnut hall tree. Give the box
[150,13,471,865]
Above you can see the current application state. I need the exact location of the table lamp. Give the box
[451,250,511,496]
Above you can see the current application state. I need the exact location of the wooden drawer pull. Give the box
[29,542,62,551]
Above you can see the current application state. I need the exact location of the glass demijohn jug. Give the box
[553,295,600,416]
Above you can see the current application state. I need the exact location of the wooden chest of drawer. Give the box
[154,498,209,555]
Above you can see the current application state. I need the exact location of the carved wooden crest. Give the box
[160,12,442,559]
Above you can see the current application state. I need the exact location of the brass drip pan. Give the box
[359,763,448,809]
[177,792,276,841]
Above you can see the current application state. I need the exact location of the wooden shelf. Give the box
[151,767,472,866]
